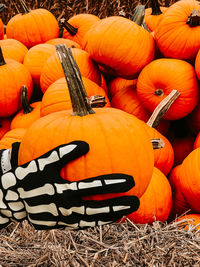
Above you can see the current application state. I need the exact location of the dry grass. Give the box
[0,217,200,266]
[0,0,178,25]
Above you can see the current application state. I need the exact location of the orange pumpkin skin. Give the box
[0,118,11,140]
[83,16,155,79]
[6,9,59,48]
[176,214,200,230]
[136,58,199,120]
[40,48,101,93]
[18,108,154,199]
[0,39,28,63]
[168,165,190,220]
[110,78,150,122]
[45,38,81,49]
[177,148,200,213]
[10,102,41,129]
[0,59,33,117]
[145,7,168,32]
[155,0,200,60]
[23,44,56,88]
[0,128,27,150]
[127,167,172,224]
[171,136,195,166]
[62,14,100,47]
[145,125,174,176]
[0,18,4,40]
[40,77,110,117]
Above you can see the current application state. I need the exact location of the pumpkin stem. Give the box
[131,5,150,32]
[150,0,162,15]
[20,85,33,114]
[18,0,30,14]
[59,18,78,36]
[56,44,95,116]
[154,89,164,96]
[151,138,165,149]
[88,95,107,108]
[147,89,180,128]
[0,4,6,14]
[187,8,200,27]
[0,47,6,66]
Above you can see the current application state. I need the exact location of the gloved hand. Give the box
[0,141,139,230]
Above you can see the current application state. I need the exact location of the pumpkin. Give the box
[0,4,6,40]
[154,0,200,60]
[136,58,199,120]
[83,16,155,79]
[0,117,11,140]
[40,76,110,117]
[193,131,200,149]
[127,167,172,224]
[45,38,81,49]
[40,48,101,93]
[0,38,28,63]
[0,128,27,150]
[18,45,154,202]
[6,0,59,48]
[61,14,100,47]
[23,43,56,88]
[10,86,41,129]
[0,47,33,117]
[144,0,168,32]
[176,214,200,231]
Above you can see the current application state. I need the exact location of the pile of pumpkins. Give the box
[0,0,200,230]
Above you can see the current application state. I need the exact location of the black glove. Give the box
[0,141,139,230]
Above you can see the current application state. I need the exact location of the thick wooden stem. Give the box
[147,89,180,128]
[150,0,162,15]
[131,5,150,32]
[18,0,30,14]
[56,44,95,116]
[88,95,107,108]
[151,138,165,149]
[59,18,78,36]
[187,9,200,27]
[20,85,33,114]
[0,47,6,66]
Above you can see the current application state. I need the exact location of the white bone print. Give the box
[59,144,77,158]
[15,161,37,180]
[38,151,59,171]
[17,184,55,199]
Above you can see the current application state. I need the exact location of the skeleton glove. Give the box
[0,141,139,230]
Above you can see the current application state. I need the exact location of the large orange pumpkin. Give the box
[0,47,33,117]
[127,167,172,224]
[83,16,155,79]
[40,77,110,117]
[18,45,154,201]
[6,0,59,48]
[40,48,101,93]
[136,58,199,120]
[154,0,200,60]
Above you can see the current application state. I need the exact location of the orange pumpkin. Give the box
[168,164,190,220]
[10,86,41,129]
[40,77,110,117]
[23,43,56,88]
[145,0,168,32]
[6,0,59,48]
[127,167,172,224]
[155,0,200,60]
[40,48,101,93]
[176,214,200,231]
[0,39,28,63]
[0,118,11,140]
[0,4,6,40]
[61,14,100,47]
[136,58,199,120]
[0,47,33,117]
[0,128,27,150]
[18,45,154,201]
[45,38,81,49]
[83,16,155,79]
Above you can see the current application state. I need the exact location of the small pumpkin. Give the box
[127,167,172,224]
[6,0,59,48]
[136,58,199,120]
[10,86,41,129]
[0,128,27,150]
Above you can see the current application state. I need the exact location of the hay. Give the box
[0,217,200,266]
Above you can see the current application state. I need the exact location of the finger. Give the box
[60,174,136,198]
